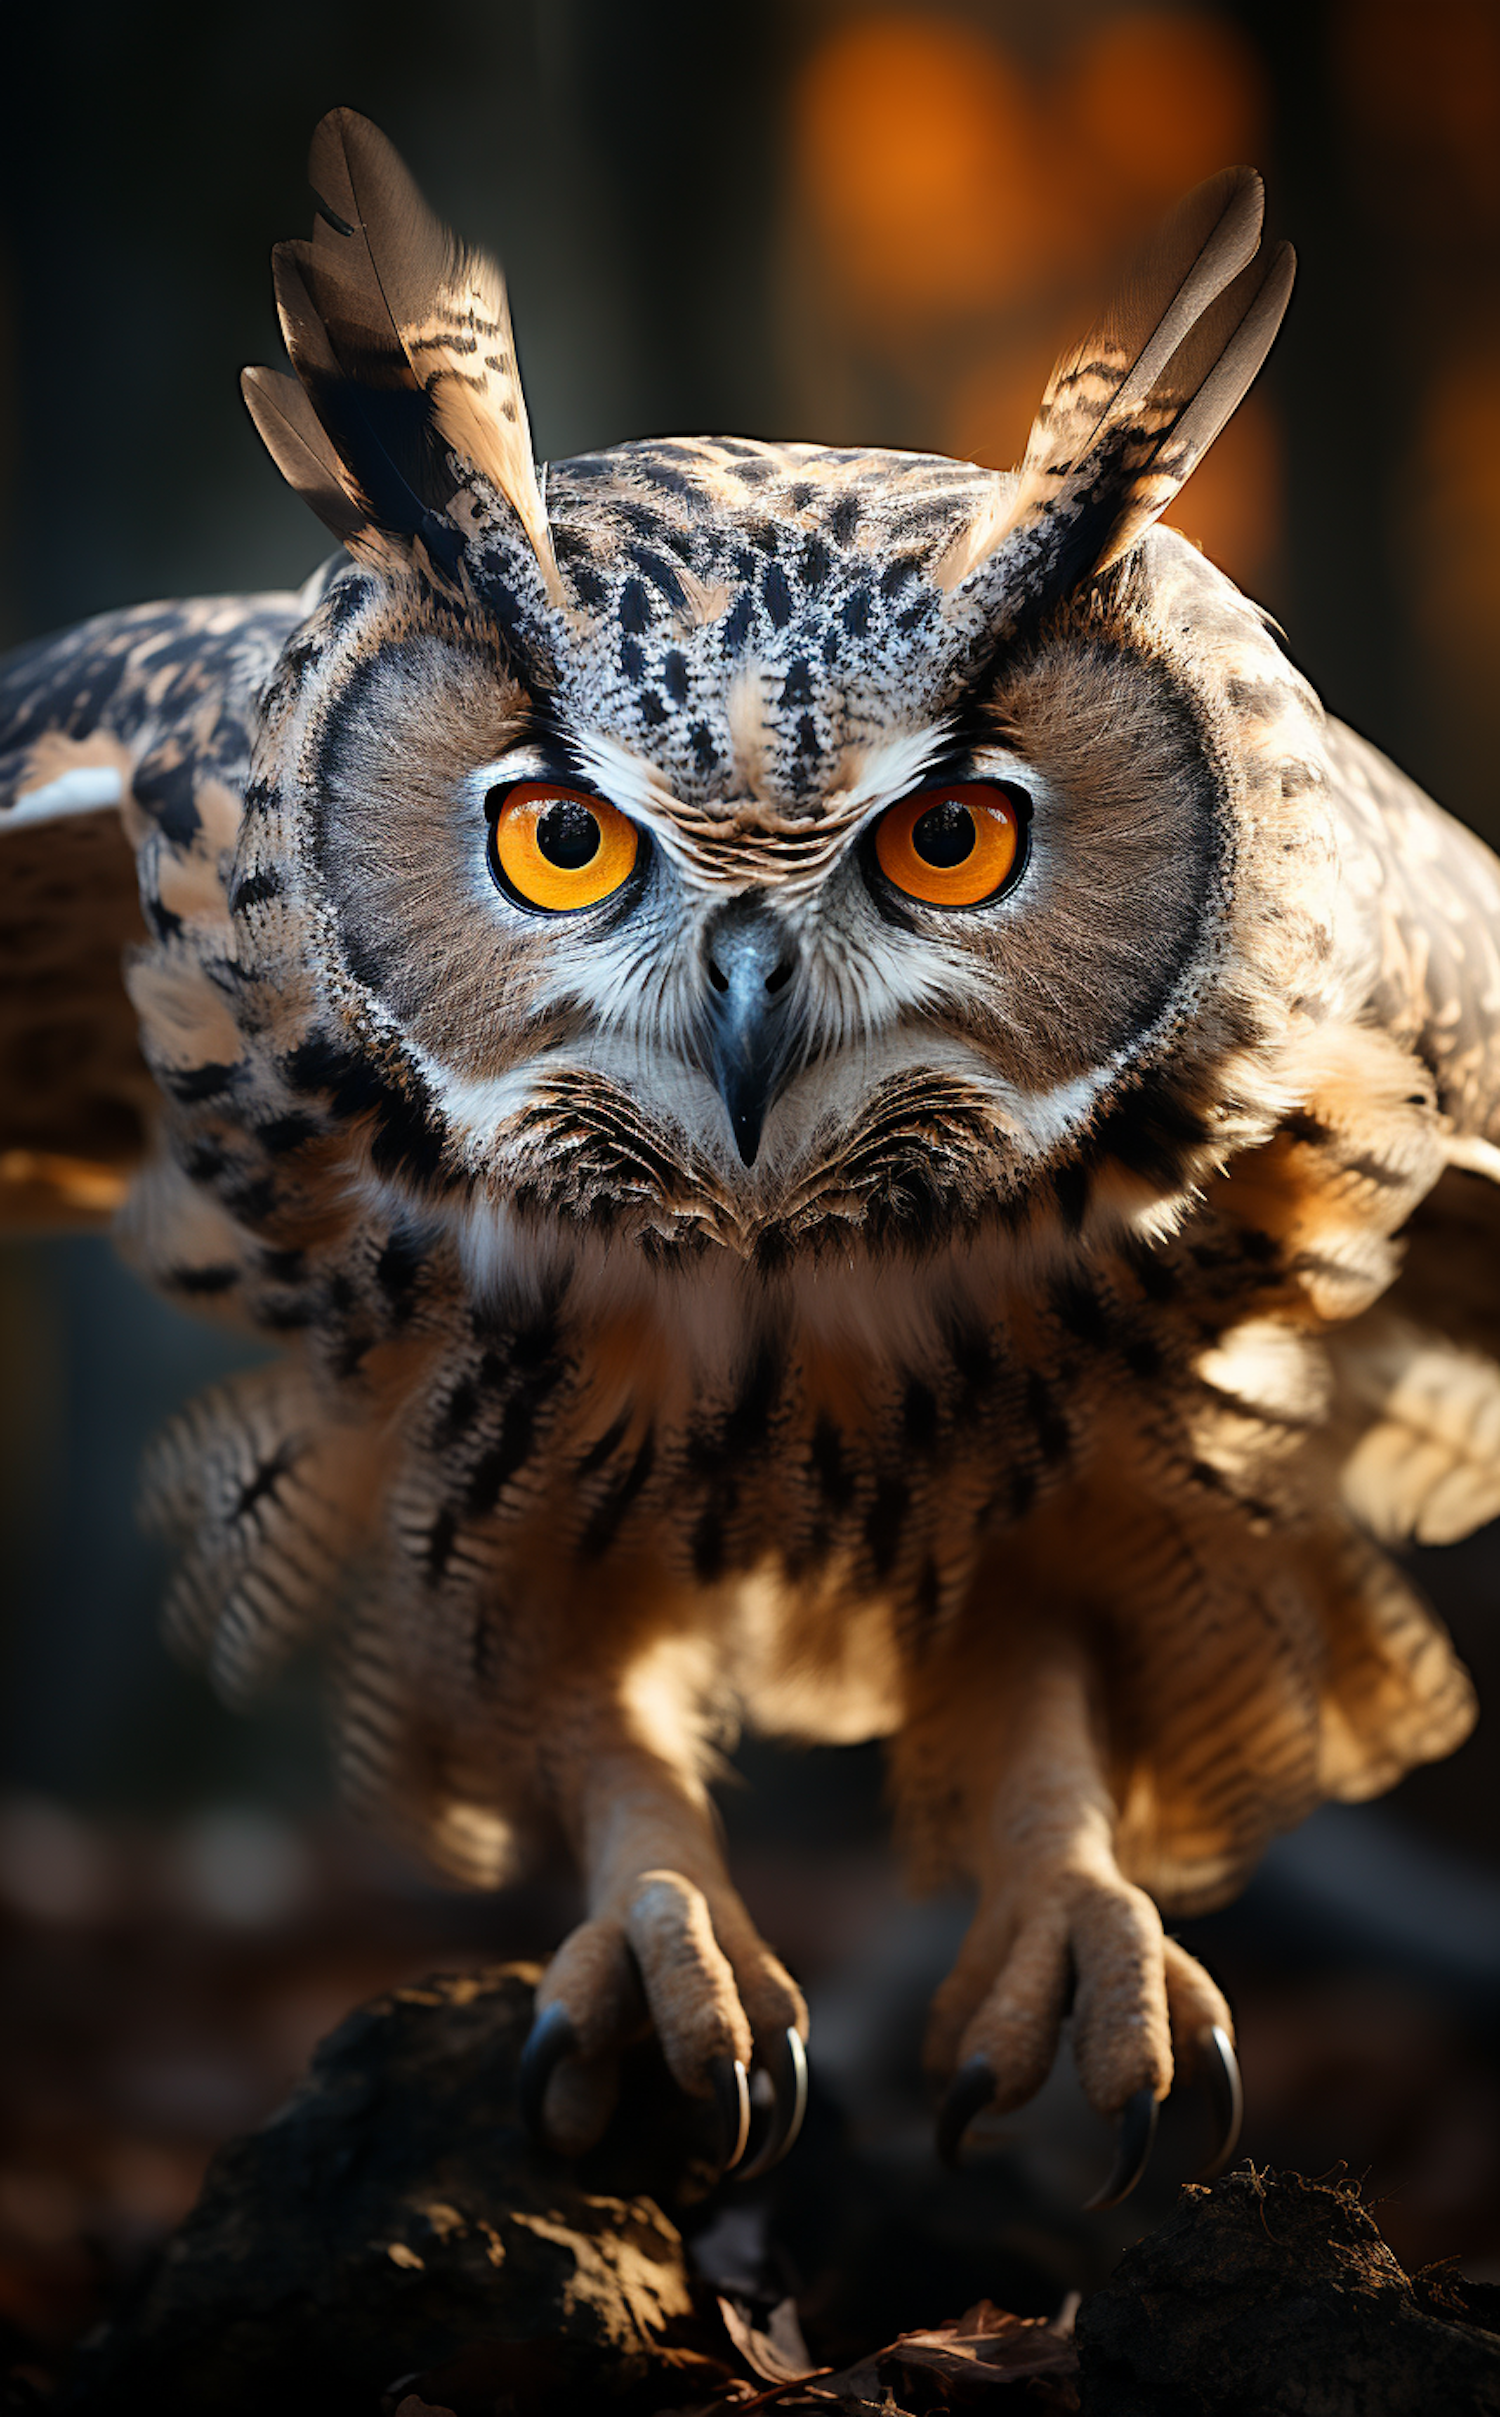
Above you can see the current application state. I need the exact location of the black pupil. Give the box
[911,798,976,868]
[536,800,600,869]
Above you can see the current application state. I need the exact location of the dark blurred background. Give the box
[1,0,1499,2368]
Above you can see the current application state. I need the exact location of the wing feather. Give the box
[0,591,306,1224]
[1329,718,1500,1145]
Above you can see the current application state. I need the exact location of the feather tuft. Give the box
[938,167,1294,605]
[240,366,366,545]
[245,108,561,598]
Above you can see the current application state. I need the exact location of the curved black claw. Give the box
[1084,2085,1159,2212]
[518,2002,579,2147]
[1194,2022,1244,2181]
[737,2027,809,2182]
[710,2055,752,2173]
[936,2053,998,2169]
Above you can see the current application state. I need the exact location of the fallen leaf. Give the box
[815,2305,1079,2408]
[952,2304,1029,2337]
[718,2292,824,2386]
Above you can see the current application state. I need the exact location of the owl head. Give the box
[238,111,1312,1266]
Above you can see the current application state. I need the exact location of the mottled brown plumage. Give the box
[0,113,1489,2189]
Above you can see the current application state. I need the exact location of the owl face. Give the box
[284,445,1236,1245]
[241,118,1294,1257]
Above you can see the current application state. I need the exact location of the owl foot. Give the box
[927,1879,1239,2206]
[952,2022,1240,2208]
[519,1867,808,2175]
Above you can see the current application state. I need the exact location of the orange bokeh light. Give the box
[1063,12,1268,215]
[791,15,1057,319]
[792,8,1270,329]
[789,6,1285,590]
[1411,355,1500,677]
[1337,0,1500,216]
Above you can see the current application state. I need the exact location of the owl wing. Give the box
[1295,719,1500,1549]
[1329,715,1500,1147]
[0,585,312,1227]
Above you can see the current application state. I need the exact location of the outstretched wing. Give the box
[1329,716,1500,1149]
[1303,724,1500,1552]
[0,587,311,1227]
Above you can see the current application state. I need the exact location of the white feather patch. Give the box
[6,765,125,825]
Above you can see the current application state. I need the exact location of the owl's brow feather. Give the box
[545,712,959,892]
[496,698,593,786]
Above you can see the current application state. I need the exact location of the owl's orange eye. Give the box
[874,781,1025,908]
[487,781,639,912]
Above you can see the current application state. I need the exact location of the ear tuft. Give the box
[241,365,366,546]
[938,168,1294,608]
[243,108,561,599]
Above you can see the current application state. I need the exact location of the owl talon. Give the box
[737,2025,809,2181]
[1194,2022,1244,2179]
[518,2001,579,2148]
[936,2052,998,2167]
[1084,2084,1159,2211]
[710,2054,752,2172]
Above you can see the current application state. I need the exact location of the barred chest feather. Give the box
[140,1136,1193,1650]
[393,1221,1162,1612]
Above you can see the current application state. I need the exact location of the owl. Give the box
[2,111,1492,2209]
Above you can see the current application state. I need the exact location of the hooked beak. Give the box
[702,906,800,1166]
